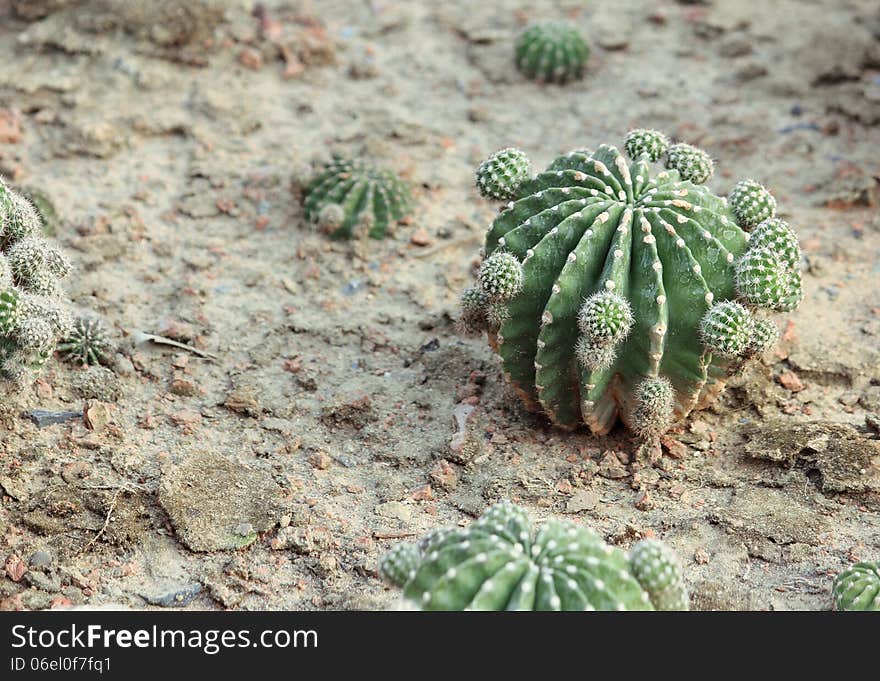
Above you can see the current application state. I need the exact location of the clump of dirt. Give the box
[743,421,880,509]
[158,452,286,552]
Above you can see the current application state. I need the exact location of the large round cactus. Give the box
[832,561,880,612]
[378,501,687,611]
[303,157,413,240]
[460,131,803,441]
[0,178,72,389]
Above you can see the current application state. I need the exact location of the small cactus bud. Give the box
[486,301,511,330]
[478,252,524,302]
[577,291,634,344]
[475,148,531,201]
[514,22,590,84]
[20,293,72,337]
[15,316,54,354]
[665,143,714,184]
[458,286,489,335]
[378,542,421,588]
[747,318,780,356]
[575,335,617,372]
[735,247,802,312]
[728,179,777,228]
[629,539,689,611]
[631,376,675,440]
[0,186,42,245]
[0,288,19,335]
[700,301,754,357]
[832,561,880,611]
[317,203,345,234]
[0,254,11,289]
[624,129,670,162]
[748,218,800,269]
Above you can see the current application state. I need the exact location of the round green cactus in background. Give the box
[459,132,803,443]
[514,21,590,84]
[832,561,880,611]
[302,157,413,240]
[378,501,688,611]
[57,315,113,366]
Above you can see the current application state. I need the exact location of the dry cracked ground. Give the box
[0,0,878,611]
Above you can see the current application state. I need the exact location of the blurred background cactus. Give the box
[57,315,112,366]
[459,131,803,448]
[514,21,589,84]
[378,501,688,611]
[0,178,73,390]
[302,157,413,240]
[832,560,879,611]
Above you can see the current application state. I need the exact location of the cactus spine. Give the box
[378,501,688,611]
[0,179,72,389]
[459,131,803,442]
[302,158,413,240]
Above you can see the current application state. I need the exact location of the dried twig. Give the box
[82,488,122,552]
[133,331,216,360]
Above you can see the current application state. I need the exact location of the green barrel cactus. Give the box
[0,178,72,389]
[302,157,413,240]
[459,130,803,441]
[832,561,880,612]
[378,501,687,611]
[514,21,589,84]
[57,315,112,366]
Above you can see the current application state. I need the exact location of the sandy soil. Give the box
[0,0,878,611]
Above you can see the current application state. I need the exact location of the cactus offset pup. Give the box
[461,130,803,443]
[303,157,413,240]
[378,500,688,611]
[0,178,73,389]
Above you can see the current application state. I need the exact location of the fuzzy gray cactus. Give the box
[832,561,880,612]
[378,501,688,611]
[0,179,72,389]
[302,157,413,240]
[459,131,803,443]
[514,22,590,84]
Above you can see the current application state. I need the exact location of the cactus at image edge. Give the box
[459,130,802,441]
[832,561,880,611]
[0,178,72,389]
[629,538,689,611]
[514,21,589,84]
[378,501,688,611]
[302,157,413,240]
